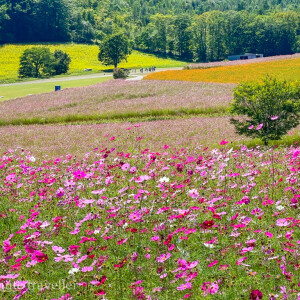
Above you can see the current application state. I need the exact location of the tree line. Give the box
[0,0,299,62]
[137,11,299,61]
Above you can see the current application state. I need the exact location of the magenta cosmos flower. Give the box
[249,289,263,300]
[256,123,263,130]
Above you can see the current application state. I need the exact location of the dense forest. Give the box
[0,0,299,61]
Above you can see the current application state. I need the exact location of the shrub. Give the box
[18,47,55,78]
[53,50,71,75]
[230,76,300,145]
[113,67,129,79]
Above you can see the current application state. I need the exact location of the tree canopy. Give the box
[0,0,299,62]
[98,31,131,68]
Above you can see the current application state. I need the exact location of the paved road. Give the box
[0,67,182,87]
[0,73,112,87]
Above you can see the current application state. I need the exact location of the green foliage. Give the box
[53,50,71,75]
[230,77,300,145]
[98,31,132,68]
[18,47,71,78]
[0,0,71,43]
[18,47,55,78]
[0,0,299,61]
[113,67,129,79]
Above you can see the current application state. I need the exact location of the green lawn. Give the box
[0,76,112,101]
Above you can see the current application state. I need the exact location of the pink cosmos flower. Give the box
[73,170,86,179]
[201,281,219,296]
[265,232,273,238]
[121,163,130,171]
[256,123,263,130]
[129,211,143,222]
[177,282,192,291]
[117,238,128,245]
[250,289,263,300]
[81,266,93,272]
[270,115,279,120]
[251,208,262,215]
[219,264,229,270]
[188,189,199,199]
[241,247,253,255]
[236,257,247,265]
[276,219,290,227]
[132,252,138,262]
[208,260,218,267]
[69,245,80,255]
[129,166,137,173]
[32,251,48,263]
[52,246,65,254]
[293,150,300,158]
[55,188,65,198]
[156,253,171,263]
[248,125,254,129]
[220,139,228,145]
[14,281,28,289]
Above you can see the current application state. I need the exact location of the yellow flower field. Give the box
[0,44,185,82]
[144,57,300,83]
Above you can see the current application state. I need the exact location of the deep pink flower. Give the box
[249,289,263,300]
[32,251,48,263]
[69,245,80,255]
[265,232,273,238]
[208,260,218,267]
[220,139,228,145]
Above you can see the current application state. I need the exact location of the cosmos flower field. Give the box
[0,135,299,299]
[1,53,300,300]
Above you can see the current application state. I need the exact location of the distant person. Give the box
[140,68,143,73]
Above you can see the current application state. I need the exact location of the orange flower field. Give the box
[144,57,300,83]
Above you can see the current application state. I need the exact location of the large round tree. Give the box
[98,31,132,68]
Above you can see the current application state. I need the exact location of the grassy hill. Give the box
[0,44,185,83]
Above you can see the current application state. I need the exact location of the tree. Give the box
[53,50,71,75]
[190,14,207,61]
[35,0,71,41]
[98,31,131,68]
[18,47,55,78]
[174,14,192,59]
[230,77,300,145]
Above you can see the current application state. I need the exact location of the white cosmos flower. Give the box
[29,156,36,162]
[68,268,80,275]
[159,177,170,183]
